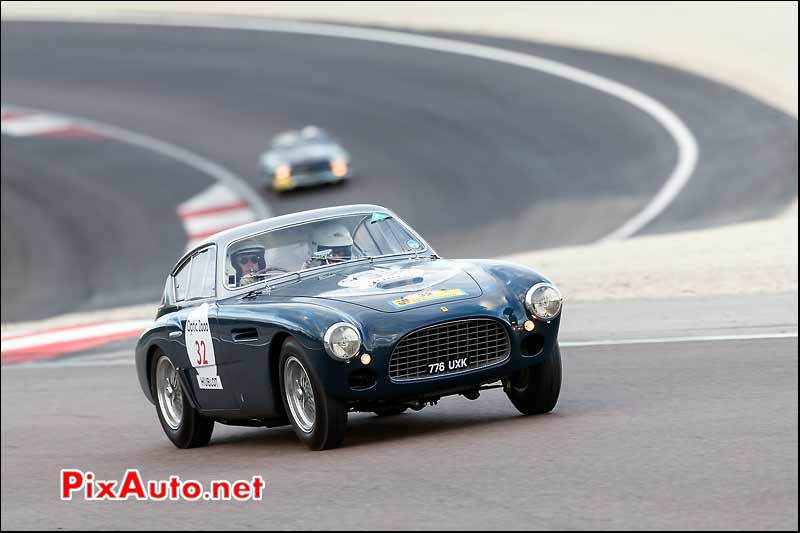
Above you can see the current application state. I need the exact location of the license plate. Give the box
[427,357,469,375]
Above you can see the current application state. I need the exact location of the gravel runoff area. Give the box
[1,1,796,331]
[503,201,798,301]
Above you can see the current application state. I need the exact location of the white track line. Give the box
[1,113,71,136]
[561,331,798,347]
[3,332,795,369]
[0,103,270,220]
[2,14,698,240]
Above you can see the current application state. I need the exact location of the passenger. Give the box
[304,222,355,268]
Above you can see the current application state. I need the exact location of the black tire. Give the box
[278,338,348,450]
[373,407,408,417]
[505,342,562,415]
[151,352,214,449]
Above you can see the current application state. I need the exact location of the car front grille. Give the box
[389,318,511,382]
[291,159,330,174]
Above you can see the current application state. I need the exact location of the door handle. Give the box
[169,331,183,339]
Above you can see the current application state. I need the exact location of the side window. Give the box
[173,260,191,302]
[200,246,217,298]
[187,248,215,300]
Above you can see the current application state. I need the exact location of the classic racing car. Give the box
[136,205,563,450]
[259,126,351,192]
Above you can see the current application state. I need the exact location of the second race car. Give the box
[259,125,351,192]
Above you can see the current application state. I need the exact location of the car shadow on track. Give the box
[206,405,565,452]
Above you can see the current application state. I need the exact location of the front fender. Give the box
[454,259,555,312]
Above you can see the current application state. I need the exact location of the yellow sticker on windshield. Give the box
[391,289,467,308]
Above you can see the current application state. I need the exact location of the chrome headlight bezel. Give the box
[525,282,563,321]
[323,322,362,361]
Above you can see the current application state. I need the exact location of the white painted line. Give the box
[4,331,795,369]
[1,113,71,136]
[561,331,798,348]
[0,103,271,220]
[1,14,698,240]
[3,359,136,369]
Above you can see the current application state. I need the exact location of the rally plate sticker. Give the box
[185,303,223,390]
[390,288,467,308]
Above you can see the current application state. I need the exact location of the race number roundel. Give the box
[185,303,223,390]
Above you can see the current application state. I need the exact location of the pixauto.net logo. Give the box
[61,469,266,501]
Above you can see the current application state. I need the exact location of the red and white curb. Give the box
[1,320,151,365]
[178,183,257,249]
[1,109,105,139]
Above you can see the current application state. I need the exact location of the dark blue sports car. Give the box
[136,205,563,450]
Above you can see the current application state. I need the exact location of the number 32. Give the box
[195,340,208,365]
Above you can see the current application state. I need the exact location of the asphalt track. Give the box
[0,134,211,322]
[1,19,797,321]
[1,336,796,530]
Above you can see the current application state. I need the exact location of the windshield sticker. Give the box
[370,212,391,223]
[391,288,467,308]
[406,239,421,250]
[185,303,223,390]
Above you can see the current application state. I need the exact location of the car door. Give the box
[171,245,234,411]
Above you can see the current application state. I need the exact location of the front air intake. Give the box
[388,318,510,382]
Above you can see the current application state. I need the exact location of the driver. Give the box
[304,222,354,268]
[230,243,267,287]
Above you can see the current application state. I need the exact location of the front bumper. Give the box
[270,169,350,191]
[306,307,561,403]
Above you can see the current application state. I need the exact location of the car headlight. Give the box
[525,283,563,320]
[323,322,361,360]
[275,164,291,180]
[330,159,348,177]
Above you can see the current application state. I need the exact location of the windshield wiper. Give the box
[240,272,301,299]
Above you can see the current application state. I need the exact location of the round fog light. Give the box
[360,354,372,365]
[523,320,535,332]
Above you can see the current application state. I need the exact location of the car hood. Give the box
[269,258,482,313]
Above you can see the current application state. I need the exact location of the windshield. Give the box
[271,126,332,150]
[225,212,427,289]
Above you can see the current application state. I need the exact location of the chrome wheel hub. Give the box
[156,356,183,430]
[284,356,316,433]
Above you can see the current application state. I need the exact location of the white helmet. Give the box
[311,222,353,262]
[312,222,353,248]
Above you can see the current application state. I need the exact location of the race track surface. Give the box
[1,19,796,322]
[1,134,211,322]
[2,337,797,530]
